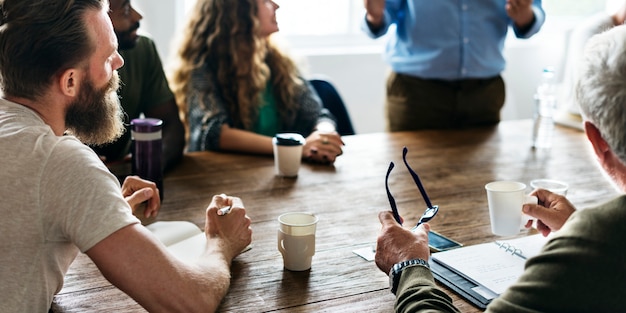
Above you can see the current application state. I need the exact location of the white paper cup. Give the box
[485,181,538,236]
[277,212,318,271]
[272,133,305,177]
[530,178,569,196]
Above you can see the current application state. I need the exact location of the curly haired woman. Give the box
[170,0,344,164]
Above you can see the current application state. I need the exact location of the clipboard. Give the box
[430,260,491,309]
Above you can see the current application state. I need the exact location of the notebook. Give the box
[430,234,550,309]
[146,220,252,262]
[146,221,207,262]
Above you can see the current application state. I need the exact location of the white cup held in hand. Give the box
[277,212,318,271]
[485,181,538,236]
[273,133,305,177]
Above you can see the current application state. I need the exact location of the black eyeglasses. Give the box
[385,146,439,229]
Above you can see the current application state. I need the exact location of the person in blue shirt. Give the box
[362,0,545,131]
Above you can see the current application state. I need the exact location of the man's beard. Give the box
[65,72,126,145]
[117,22,140,50]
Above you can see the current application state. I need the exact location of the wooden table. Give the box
[51,120,618,312]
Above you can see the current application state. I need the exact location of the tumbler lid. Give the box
[131,118,163,132]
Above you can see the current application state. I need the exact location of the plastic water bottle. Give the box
[131,118,164,200]
[532,67,558,149]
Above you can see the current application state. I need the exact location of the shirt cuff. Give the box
[361,10,391,38]
[397,263,437,295]
[513,6,545,38]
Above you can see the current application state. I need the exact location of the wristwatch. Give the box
[389,258,430,294]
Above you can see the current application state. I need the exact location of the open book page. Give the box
[146,221,207,262]
[167,232,207,263]
[145,221,203,246]
[145,221,252,263]
[431,234,549,295]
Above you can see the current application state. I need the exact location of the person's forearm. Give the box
[219,126,274,155]
[185,256,232,312]
[395,266,460,313]
[89,224,232,313]
[513,10,534,30]
[364,0,385,27]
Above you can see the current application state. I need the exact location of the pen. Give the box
[218,205,232,216]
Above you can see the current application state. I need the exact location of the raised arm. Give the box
[364,0,386,30]
[86,195,252,312]
[505,0,535,29]
[506,0,545,37]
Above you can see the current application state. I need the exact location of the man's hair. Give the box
[576,25,626,164]
[0,0,106,99]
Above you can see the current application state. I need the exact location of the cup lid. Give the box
[273,133,305,146]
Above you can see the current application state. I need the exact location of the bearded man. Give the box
[91,0,185,173]
[0,1,252,312]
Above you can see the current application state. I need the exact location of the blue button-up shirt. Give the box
[362,0,545,80]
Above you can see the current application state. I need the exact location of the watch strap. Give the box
[389,258,430,294]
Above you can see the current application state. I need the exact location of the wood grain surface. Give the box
[51,120,617,312]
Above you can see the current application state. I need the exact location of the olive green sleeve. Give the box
[395,265,461,313]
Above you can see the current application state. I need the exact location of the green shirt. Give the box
[253,82,280,136]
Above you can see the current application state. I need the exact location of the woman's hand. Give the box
[303,130,344,164]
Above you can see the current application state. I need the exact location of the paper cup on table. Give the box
[277,212,318,271]
[272,133,305,177]
[530,178,569,196]
[485,181,538,236]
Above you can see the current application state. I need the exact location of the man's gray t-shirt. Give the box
[0,98,139,312]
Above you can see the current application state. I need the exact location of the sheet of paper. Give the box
[353,246,376,262]
[432,234,549,295]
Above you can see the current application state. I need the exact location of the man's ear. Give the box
[584,120,610,161]
[58,68,80,97]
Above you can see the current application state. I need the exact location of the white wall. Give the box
[299,47,388,133]
[133,0,573,134]
[133,0,179,58]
